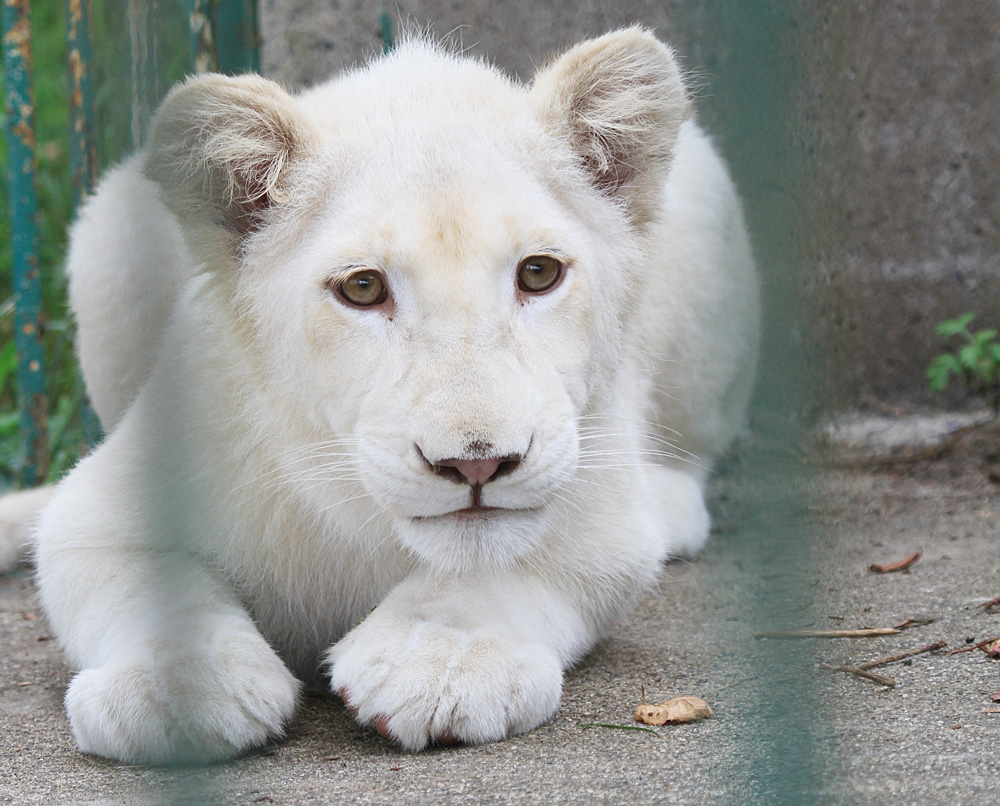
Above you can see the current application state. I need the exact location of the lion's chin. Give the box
[395,507,547,573]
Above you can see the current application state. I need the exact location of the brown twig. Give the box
[857,641,947,670]
[893,616,937,630]
[869,551,922,574]
[817,664,896,687]
[975,596,1000,613]
[820,641,947,688]
[949,636,1000,656]
[754,628,901,640]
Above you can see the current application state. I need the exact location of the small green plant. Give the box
[927,313,1000,415]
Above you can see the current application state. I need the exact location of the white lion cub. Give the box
[0,29,758,762]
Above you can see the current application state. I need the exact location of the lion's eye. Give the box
[516,255,564,295]
[335,269,389,308]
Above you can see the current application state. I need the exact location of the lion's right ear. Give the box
[144,74,311,240]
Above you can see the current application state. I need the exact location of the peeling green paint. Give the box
[2,0,49,485]
[64,0,103,447]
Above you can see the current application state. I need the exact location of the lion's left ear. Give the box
[531,28,690,225]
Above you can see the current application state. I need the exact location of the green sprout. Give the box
[927,313,1000,415]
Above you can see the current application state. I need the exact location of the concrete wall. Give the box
[260,1,694,86]
[804,3,1000,408]
[259,1,1000,410]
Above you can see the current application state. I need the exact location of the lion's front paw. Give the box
[66,631,300,764]
[327,614,563,751]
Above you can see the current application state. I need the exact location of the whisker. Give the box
[237,444,364,489]
[317,488,382,514]
[576,415,686,439]
[547,489,585,517]
[575,426,702,463]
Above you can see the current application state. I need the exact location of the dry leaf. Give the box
[635,703,670,725]
[984,639,1000,659]
[635,695,713,726]
[660,696,714,723]
[990,692,1000,703]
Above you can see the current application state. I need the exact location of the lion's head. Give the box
[144,30,689,573]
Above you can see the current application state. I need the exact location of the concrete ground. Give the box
[1,415,998,804]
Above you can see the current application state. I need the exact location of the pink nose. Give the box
[437,457,506,486]
[425,451,524,487]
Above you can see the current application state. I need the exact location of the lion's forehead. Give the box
[309,154,579,286]
[299,40,531,144]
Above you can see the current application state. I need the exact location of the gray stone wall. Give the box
[259,1,693,87]
[259,1,1000,410]
[805,3,1000,408]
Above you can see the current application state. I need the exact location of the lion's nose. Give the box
[436,456,518,486]
[417,446,524,487]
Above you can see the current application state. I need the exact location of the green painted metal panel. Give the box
[65,0,97,207]
[2,0,49,485]
[65,0,104,448]
[698,2,821,803]
[189,0,217,73]
[126,0,158,148]
[380,2,394,54]
[189,0,260,76]
[212,0,258,75]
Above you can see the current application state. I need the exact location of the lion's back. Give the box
[67,155,192,431]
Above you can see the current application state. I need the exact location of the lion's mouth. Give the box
[413,505,540,523]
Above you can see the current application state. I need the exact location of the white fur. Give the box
[0,29,758,762]
[0,486,53,571]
